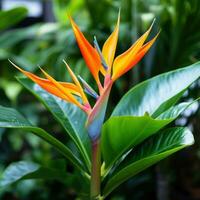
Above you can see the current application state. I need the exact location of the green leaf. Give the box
[103,127,194,197]
[102,101,195,169]
[112,62,200,117]
[0,7,28,30]
[0,105,84,172]
[17,78,91,172]
[53,0,84,24]
[0,79,22,102]
[0,24,40,49]
[0,160,68,187]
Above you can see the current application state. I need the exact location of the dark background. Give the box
[0,0,200,199]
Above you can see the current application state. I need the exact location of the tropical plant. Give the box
[0,13,200,200]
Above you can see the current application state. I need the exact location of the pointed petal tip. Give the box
[8,59,16,67]
[94,36,108,71]
[145,18,156,36]
[157,28,161,35]
[102,11,120,73]
[69,15,77,29]
[152,18,156,26]
[147,18,159,36]
[62,59,70,69]
[8,58,12,64]
[118,7,121,14]
[68,16,77,32]
[117,8,121,23]
[8,59,16,68]
[37,64,42,70]
[149,29,160,44]
[9,59,24,73]
[8,59,85,109]
[112,27,160,81]
[69,16,101,87]
[63,59,74,75]
[38,65,46,74]
[68,14,73,22]
[63,60,90,105]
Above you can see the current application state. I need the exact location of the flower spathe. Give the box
[10,13,159,141]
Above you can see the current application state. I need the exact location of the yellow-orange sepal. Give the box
[9,60,84,109]
[63,60,89,106]
[112,21,157,81]
[69,17,102,89]
[102,11,120,75]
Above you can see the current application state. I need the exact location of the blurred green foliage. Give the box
[0,7,28,30]
[0,0,199,199]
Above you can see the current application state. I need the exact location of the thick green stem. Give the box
[90,139,101,199]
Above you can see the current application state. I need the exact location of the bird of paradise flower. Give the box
[9,12,159,199]
[10,13,158,141]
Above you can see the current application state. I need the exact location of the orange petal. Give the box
[112,20,155,81]
[102,11,120,74]
[39,67,82,107]
[69,17,102,87]
[32,77,78,101]
[116,32,159,78]
[9,60,82,107]
[63,60,89,105]
[60,82,81,96]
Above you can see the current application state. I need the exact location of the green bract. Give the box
[0,62,199,199]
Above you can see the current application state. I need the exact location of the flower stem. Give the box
[90,139,101,199]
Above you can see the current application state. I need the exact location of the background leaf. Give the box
[0,7,28,30]
[0,160,69,187]
[0,105,84,172]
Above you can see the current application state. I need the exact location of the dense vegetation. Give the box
[0,0,200,199]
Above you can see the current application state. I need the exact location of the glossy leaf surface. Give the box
[103,127,194,197]
[0,160,68,187]
[17,77,91,172]
[112,62,200,117]
[0,106,84,171]
[102,101,195,168]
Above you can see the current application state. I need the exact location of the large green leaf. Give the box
[0,7,28,30]
[0,105,84,172]
[112,62,200,117]
[17,77,91,172]
[0,160,68,187]
[102,101,195,169]
[103,127,194,197]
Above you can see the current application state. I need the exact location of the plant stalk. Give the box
[90,138,101,199]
